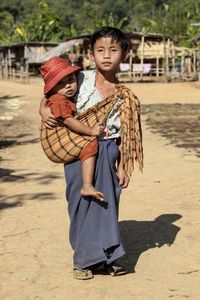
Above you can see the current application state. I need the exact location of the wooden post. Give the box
[5,53,8,80]
[156,56,159,78]
[0,54,3,80]
[188,56,191,74]
[8,48,11,79]
[197,45,200,82]
[129,49,133,81]
[140,35,144,80]
[172,47,176,73]
[193,50,196,73]
[20,65,23,81]
[2,57,5,79]
[156,41,160,78]
[181,54,184,74]
[25,62,29,83]
[163,36,168,83]
[12,68,15,79]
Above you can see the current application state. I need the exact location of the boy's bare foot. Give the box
[81,184,104,201]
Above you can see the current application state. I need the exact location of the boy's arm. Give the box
[117,141,130,188]
[39,96,58,128]
[64,117,104,136]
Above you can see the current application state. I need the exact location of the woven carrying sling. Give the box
[40,85,143,177]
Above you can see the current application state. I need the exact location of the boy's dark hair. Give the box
[91,27,130,54]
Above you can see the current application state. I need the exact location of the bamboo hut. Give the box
[0,42,57,82]
[118,32,173,82]
[189,34,200,81]
[0,36,90,82]
[0,33,198,83]
[117,32,199,82]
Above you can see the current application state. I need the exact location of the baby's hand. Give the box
[91,123,105,136]
[40,106,58,129]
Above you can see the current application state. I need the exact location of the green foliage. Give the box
[95,13,128,30]
[14,1,67,42]
[146,0,200,40]
[0,11,15,43]
[24,1,66,42]
[0,0,200,46]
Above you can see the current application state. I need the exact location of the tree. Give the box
[0,11,16,43]
[16,1,67,42]
[1,0,200,46]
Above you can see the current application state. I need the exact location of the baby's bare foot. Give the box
[81,185,104,201]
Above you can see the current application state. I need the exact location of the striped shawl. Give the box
[40,85,143,177]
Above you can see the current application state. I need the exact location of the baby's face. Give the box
[54,73,77,98]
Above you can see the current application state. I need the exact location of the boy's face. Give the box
[53,73,77,98]
[92,37,123,72]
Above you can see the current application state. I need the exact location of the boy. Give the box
[40,27,143,280]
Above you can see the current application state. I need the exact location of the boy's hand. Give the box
[91,123,105,136]
[39,106,58,129]
[117,166,130,188]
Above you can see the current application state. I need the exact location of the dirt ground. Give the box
[142,103,200,157]
[0,79,200,300]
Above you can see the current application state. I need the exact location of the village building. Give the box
[0,41,57,81]
[0,33,199,82]
[189,33,200,81]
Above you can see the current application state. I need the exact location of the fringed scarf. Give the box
[40,85,143,177]
[117,85,143,177]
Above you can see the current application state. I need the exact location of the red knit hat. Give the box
[40,56,81,94]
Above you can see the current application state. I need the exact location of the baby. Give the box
[40,56,104,201]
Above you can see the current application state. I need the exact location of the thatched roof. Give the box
[126,32,171,42]
[27,39,84,63]
[0,41,57,49]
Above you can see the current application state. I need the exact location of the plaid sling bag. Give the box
[40,85,143,176]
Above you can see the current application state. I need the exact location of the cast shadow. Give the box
[0,192,57,210]
[0,95,24,100]
[119,214,182,273]
[0,137,39,149]
[0,167,62,184]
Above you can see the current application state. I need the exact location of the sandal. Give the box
[104,263,128,277]
[73,267,94,280]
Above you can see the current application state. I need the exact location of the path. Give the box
[0,79,199,300]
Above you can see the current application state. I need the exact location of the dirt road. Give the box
[0,79,200,300]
